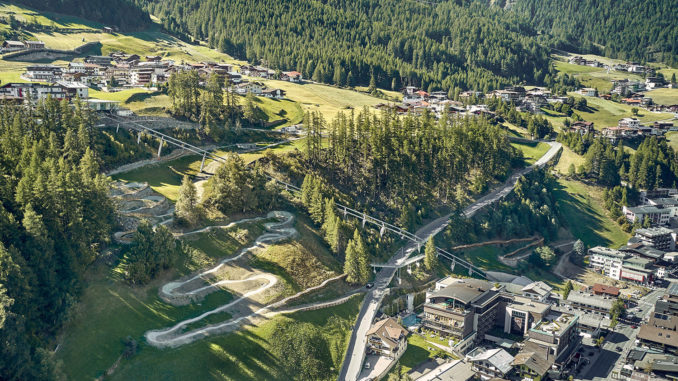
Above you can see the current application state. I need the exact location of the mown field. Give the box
[511,141,550,165]
[553,178,630,249]
[645,88,678,105]
[543,95,674,129]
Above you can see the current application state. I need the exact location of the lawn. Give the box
[667,132,678,152]
[645,88,678,106]
[255,79,386,122]
[397,334,441,374]
[251,95,304,127]
[111,154,203,201]
[554,145,585,174]
[511,141,550,165]
[553,178,630,249]
[561,95,674,128]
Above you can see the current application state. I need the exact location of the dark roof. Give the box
[668,282,678,297]
[430,279,491,304]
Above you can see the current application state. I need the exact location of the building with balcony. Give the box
[634,227,676,251]
[422,278,501,341]
[588,246,628,280]
[513,311,581,380]
[365,317,408,359]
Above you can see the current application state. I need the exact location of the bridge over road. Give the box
[337,141,561,381]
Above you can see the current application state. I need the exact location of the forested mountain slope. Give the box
[12,0,151,31]
[139,0,551,92]
[511,0,678,65]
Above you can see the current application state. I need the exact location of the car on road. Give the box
[631,325,637,329]
[616,346,623,351]
[366,283,374,289]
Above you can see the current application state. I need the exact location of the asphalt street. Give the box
[338,142,562,381]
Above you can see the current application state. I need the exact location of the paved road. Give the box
[576,289,664,381]
[338,141,562,381]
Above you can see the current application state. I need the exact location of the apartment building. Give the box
[589,246,628,280]
[423,278,501,341]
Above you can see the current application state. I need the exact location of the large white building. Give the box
[588,246,628,280]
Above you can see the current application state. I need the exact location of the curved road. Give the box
[338,141,561,381]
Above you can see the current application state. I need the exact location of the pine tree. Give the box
[424,236,438,272]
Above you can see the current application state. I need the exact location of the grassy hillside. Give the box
[511,141,550,165]
[258,79,386,122]
[554,178,630,248]
[542,95,674,129]
[645,88,678,106]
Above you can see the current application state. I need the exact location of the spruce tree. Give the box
[344,237,359,284]
[309,186,324,223]
[176,175,199,225]
[424,236,438,272]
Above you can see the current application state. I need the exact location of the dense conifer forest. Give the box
[139,0,551,92]
[0,100,115,379]
[511,0,678,65]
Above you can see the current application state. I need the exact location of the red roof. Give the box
[592,283,620,296]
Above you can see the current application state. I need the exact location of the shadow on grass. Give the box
[552,180,615,248]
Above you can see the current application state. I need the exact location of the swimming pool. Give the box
[402,313,421,327]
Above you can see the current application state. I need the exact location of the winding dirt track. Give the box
[144,211,352,348]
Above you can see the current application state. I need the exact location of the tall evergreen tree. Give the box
[423,236,438,272]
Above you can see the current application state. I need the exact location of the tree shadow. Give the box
[552,181,616,248]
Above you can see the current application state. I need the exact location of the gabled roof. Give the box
[468,347,514,374]
[592,283,620,296]
[512,351,550,376]
[522,281,552,296]
[367,317,407,348]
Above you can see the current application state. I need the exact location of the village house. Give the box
[281,71,303,82]
[2,40,26,52]
[261,88,285,99]
[365,317,408,359]
[591,283,620,297]
[588,246,627,280]
[85,55,115,66]
[619,117,641,129]
[623,205,672,226]
[23,65,63,82]
[579,87,597,97]
[56,81,89,99]
[423,278,501,341]
[646,77,665,89]
[234,81,264,95]
[513,311,580,380]
[565,290,614,315]
[0,82,69,102]
[521,281,553,302]
[466,347,514,380]
[24,40,45,50]
[569,121,595,135]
